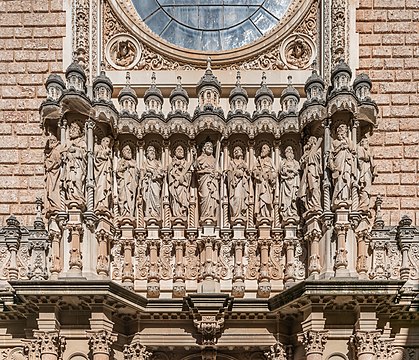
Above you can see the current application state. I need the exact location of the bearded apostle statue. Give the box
[298,136,323,212]
[227,146,249,221]
[140,146,165,219]
[357,137,376,212]
[279,146,300,221]
[94,136,113,213]
[253,144,277,219]
[196,141,221,222]
[44,136,63,216]
[168,145,193,219]
[116,144,138,218]
[64,122,87,208]
[329,124,356,208]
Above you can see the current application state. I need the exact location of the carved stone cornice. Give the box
[298,330,328,355]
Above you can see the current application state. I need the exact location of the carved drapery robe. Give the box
[44,141,63,215]
[168,158,192,218]
[64,136,87,206]
[279,158,300,220]
[298,138,322,211]
[228,158,249,220]
[330,135,355,207]
[116,158,137,218]
[253,156,276,218]
[357,143,376,211]
[141,158,164,219]
[94,143,113,212]
[196,154,220,220]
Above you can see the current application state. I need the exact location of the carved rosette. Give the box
[87,330,117,358]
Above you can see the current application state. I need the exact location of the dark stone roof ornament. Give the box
[170,75,189,102]
[144,72,163,102]
[92,62,114,103]
[229,71,248,101]
[255,71,274,101]
[118,72,138,118]
[65,53,87,93]
[196,57,222,94]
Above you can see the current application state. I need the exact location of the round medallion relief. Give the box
[105,34,142,69]
[280,33,316,69]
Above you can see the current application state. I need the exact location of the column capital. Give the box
[124,333,152,360]
[351,330,381,356]
[298,330,328,356]
[87,330,117,356]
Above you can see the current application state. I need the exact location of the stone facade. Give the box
[0,0,418,359]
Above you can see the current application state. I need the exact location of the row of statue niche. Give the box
[44,122,377,222]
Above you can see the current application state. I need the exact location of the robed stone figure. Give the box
[116,145,137,218]
[227,146,249,221]
[64,122,87,207]
[196,141,221,222]
[279,146,300,221]
[141,146,164,219]
[357,137,376,212]
[44,136,63,216]
[253,144,277,219]
[94,136,113,212]
[168,145,192,218]
[329,124,356,208]
[298,136,323,212]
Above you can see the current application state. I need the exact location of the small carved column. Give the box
[188,140,197,230]
[351,331,381,360]
[284,239,297,285]
[162,140,171,229]
[33,331,66,360]
[334,222,349,275]
[308,230,321,277]
[247,139,255,228]
[147,239,160,297]
[4,215,21,280]
[351,120,360,212]
[258,239,271,298]
[96,228,111,277]
[137,141,145,229]
[50,230,62,279]
[67,223,83,276]
[173,239,186,297]
[87,330,117,360]
[298,330,329,360]
[232,239,245,297]
[322,119,331,213]
[58,118,67,213]
[124,333,152,360]
[356,228,369,279]
[273,140,281,229]
[397,215,415,281]
[221,139,230,229]
[120,222,135,288]
[86,119,95,214]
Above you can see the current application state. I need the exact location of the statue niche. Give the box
[64,122,87,209]
[94,136,113,213]
[140,145,164,220]
[116,144,138,219]
[252,143,277,220]
[168,145,193,220]
[44,136,63,217]
[329,124,356,209]
[227,145,250,222]
[279,146,300,222]
[195,141,221,224]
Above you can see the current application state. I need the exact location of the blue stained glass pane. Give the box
[133,0,159,20]
[144,9,172,35]
[251,8,278,34]
[133,0,292,51]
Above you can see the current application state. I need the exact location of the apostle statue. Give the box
[329,124,356,208]
[44,136,63,216]
[168,145,193,219]
[253,144,277,219]
[63,122,87,207]
[94,136,113,213]
[279,146,300,221]
[357,137,377,212]
[227,146,249,221]
[140,145,165,219]
[195,141,221,222]
[298,136,323,212]
[116,144,138,218]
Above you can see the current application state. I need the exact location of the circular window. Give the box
[132,0,293,51]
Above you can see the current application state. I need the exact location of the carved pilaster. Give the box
[67,223,83,274]
[4,215,21,280]
[308,230,321,277]
[147,239,160,298]
[87,330,117,360]
[96,230,110,277]
[232,239,245,298]
[258,239,271,298]
[49,230,62,279]
[173,239,186,297]
[298,330,328,360]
